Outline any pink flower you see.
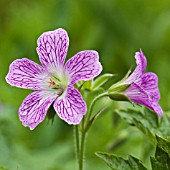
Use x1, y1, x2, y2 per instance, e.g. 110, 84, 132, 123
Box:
6, 28, 102, 130
109, 49, 163, 116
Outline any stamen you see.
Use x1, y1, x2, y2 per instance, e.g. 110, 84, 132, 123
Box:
48, 78, 59, 88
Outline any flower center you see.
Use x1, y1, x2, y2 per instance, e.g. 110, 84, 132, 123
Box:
40, 65, 70, 96
48, 78, 60, 88
47, 77, 66, 95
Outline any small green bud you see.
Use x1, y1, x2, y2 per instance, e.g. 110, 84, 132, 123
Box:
108, 83, 131, 102
109, 92, 130, 101
108, 83, 130, 93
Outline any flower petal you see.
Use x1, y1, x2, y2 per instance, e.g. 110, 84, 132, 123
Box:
123, 83, 163, 116
151, 102, 163, 116
140, 72, 160, 102
54, 85, 87, 124
65, 50, 102, 85
124, 49, 147, 84
19, 91, 57, 130
37, 28, 69, 68
6, 58, 46, 90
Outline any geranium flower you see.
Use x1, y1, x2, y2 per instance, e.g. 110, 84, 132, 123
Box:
6, 28, 102, 130
109, 49, 163, 116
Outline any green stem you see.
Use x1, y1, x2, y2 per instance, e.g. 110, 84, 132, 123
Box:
74, 125, 80, 167
79, 117, 85, 170
86, 92, 108, 125
79, 130, 86, 170
76, 92, 108, 170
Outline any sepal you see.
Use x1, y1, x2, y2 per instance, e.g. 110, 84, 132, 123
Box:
108, 83, 130, 93
109, 92, 131, 102
76, 73, 115, 91
91, 73, 115, 90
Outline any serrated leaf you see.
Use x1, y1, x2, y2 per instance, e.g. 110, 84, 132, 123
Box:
157, 113, 170, 137
116, 109, 156, 145
151, 146, 170, 170
128, 155, 147, 170
144, 109, 159, 129
132, 118, 156, 145
114, 108, 163, 145
92, 73, 115, 90
95, 152, 147, 170
156, 136, 170, 155
95, 152, 131, 170
114, 108, 144, 124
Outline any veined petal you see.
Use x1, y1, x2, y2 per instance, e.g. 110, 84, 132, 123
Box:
151, 102, 163, 116
37, 28, 69, 68
140, 72, 160, 102
6, 58, 46, 90
124, 49, 147, 84
19, 91, 57, 130
65, 50, 102, 85
136, 49, 147, 74
123, 83, 162, 116
54, 85, 87, 124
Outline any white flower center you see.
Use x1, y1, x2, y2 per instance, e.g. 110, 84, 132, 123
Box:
40, 65, 70, 96
47, 77, 65, 95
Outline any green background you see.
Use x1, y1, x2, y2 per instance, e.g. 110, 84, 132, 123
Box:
0, 0, 170, 169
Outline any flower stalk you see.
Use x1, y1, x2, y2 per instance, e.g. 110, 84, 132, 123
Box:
75, 92, 108, 170
79, 120, 86, 170
86, 92, 109, 125
74, 125, 80, 167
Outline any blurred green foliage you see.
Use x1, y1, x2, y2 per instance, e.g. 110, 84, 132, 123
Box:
0, 0, 170, 170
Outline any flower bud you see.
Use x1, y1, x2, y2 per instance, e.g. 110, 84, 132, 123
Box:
108, 83, 131, 101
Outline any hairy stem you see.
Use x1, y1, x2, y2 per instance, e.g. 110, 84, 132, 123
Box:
86, 92, 108, 125
79, 130, 86, 170
76, 92, 108, 170
79, 117, 85, 170
74, 125, 80, 168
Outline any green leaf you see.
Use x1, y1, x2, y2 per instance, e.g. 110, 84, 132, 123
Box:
92, 73, 115, 90
157, 113, 170, 137
114, 108, 163, 145
151, 146, 170, 170
144, 109, 159, 129
156, 136, 170, 156
95, 152, 131, 170
114, 108, 156, 144
114, 108, 144, 125
95, 152, 147, 170
128, 155, 148, 170
132, 118, 156, 145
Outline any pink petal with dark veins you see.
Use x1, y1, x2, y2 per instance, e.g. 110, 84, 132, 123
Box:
37, 28, 69, 68
19, 91, 57, 130
140, 72, 160, 102
123, 83, 163, 116
124, 49, 147, 84
54, 85, 87, 124
65, 50, 102, 85
6, 58, 46, 90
